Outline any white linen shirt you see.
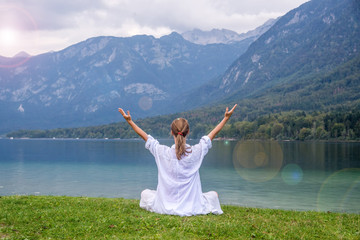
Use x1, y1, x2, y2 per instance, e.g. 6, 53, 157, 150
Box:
141, 135, 223, 216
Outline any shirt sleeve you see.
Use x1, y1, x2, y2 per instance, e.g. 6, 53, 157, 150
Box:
199, 135, 212, 156
145, 135, 159, 157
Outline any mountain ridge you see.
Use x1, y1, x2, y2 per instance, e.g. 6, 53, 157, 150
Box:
0, 30, 258, 133
181, 18, 277, 45
177, 0, 360, 109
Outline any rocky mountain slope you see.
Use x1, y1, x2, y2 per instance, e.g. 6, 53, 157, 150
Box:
181, 18, 277, 45
179, 0, 360, 109
0, 31, 256, 133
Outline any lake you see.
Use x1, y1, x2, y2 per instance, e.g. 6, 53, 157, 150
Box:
0, 138, 359, 213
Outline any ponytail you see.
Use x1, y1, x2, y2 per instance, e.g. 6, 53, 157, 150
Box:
171, 118, 191, 160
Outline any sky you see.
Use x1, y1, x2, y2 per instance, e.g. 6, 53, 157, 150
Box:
0, 0, 309, 57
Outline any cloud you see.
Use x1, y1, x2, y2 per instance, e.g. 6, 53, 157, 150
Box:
0, 0, 309, 56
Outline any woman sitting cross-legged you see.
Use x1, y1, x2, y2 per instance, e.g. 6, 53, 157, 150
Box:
118, 104, 237, 216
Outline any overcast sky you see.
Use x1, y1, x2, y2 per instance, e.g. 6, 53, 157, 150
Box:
0, 0, 309, 57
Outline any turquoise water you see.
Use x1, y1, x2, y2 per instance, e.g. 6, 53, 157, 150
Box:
0, 138, 359, 213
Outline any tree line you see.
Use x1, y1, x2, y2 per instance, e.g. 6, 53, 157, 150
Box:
7, 109, 360, 141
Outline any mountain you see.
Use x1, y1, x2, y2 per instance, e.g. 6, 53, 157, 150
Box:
11, 49, 360, 140
0, 32, 255, 133
179, 0, 360, 109
3, 0, 359, 136
13, 51, 31, 58
181, 19, 277, 45
6, 0, 360, 140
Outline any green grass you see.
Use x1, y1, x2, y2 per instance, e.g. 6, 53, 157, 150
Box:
0, 196, 359, 239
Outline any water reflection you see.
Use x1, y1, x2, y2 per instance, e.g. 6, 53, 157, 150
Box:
232, 141, 283, 182
317, 168, 360, 213
202, 140, 360, 213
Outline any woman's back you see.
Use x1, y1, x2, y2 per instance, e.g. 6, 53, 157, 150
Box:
142, 135, 222, 216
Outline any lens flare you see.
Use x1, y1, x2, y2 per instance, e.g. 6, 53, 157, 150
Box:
281, 164, 303, 185
138, 96, 152, 111
0, 28, 18, 46
0, 5, 38, 68
232, 141, 283, 182
317, 168, 360, 213
342, 180, 360, 212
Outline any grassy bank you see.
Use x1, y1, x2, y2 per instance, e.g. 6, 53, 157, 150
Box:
0, 196, 359, 239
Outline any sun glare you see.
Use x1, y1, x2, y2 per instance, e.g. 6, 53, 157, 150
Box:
0, 28, 18, 47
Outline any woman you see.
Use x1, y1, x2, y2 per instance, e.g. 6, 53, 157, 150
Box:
118, 104, 237, 216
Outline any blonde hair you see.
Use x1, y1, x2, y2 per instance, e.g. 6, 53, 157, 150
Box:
171, 118, 191, 160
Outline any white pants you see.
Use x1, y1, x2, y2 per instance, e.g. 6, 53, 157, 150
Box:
139, 189, 223, 216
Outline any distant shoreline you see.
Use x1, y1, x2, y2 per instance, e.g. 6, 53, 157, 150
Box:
2, 136, 360, 143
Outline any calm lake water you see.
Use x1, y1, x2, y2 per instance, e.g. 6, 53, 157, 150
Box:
0, 138, 359, 213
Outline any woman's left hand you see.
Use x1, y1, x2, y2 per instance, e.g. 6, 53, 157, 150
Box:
224, 104, 237, 119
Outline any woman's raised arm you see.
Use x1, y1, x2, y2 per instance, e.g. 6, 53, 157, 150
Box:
207, 104, 237, 141
118, 108, 148, 141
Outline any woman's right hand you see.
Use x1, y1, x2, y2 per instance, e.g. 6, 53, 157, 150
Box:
118, 108, 132, 122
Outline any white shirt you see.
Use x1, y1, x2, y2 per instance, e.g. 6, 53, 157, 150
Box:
140, 135, 223, 216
